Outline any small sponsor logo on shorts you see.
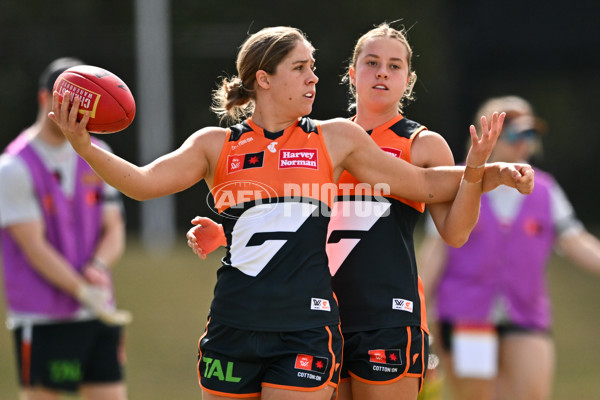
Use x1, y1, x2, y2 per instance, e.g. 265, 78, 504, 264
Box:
368, 349, 403, 366
311, 298, 331, 311
392, 298, 413, 312
295, 354, 329, 374
49, 360, 82, 383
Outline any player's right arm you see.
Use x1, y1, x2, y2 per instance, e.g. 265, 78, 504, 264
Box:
49, 91, 226, 200
7, 220, 87, 297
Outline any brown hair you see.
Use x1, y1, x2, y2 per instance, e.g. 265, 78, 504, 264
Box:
39, 57, 84, 92
343, 22, 417, 113
211, 26, 313, 124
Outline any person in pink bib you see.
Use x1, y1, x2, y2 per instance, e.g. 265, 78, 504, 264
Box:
0, 57, 130, 400
420, 95, 600, 400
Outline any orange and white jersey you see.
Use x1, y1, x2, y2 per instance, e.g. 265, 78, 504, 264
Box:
328, 114, 429, 333
209, 117, 339, 331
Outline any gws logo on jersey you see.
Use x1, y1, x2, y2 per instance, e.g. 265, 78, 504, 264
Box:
295, 354, 329, 375
228, 202, 319, 276
380, 147, 402, 158
209, 180, 278, 220
392, 298, 414, 313
369, 349, 403, 366
279, 148, 318, 169
227, 151, 265, 174
311, 298, 331, 312
326, 200, 391, 276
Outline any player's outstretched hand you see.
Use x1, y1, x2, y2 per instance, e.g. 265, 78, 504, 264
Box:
48, 91, 92, 155
186, 216, 226, 260
465, 112, 506, 169
76, 284, 132, 326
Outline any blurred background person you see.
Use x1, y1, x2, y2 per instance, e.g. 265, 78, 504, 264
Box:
0, 57, 130, 400
419, 95, 600, 400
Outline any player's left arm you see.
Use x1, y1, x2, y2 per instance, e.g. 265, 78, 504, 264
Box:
416, 113, 502, 247
411, 132, 462, 245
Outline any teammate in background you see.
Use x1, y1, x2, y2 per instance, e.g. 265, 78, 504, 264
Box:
0, 57, 130, 400
330, 23, 467, 400
51, 27, 530, 400
419, 95, 600, 400
186, 24, 535, 400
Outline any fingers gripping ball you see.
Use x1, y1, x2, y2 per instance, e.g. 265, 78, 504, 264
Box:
53, 65, 136, 133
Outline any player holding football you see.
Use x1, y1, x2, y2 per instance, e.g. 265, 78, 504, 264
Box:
51, 27, 532, 400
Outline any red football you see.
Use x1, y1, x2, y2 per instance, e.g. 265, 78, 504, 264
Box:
53, 65, 136, 133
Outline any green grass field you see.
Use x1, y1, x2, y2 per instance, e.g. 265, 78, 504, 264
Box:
0, 234, 599, 399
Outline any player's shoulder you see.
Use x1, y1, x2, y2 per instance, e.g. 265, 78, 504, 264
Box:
320, 117, 364, 137
412, 129, 450, 150
413, 129, 444, 141
192, 126, 228, 138
185, 126, 229, 158
184, 126, 228, 146
320, 117, 356, 128
0, 153, 30, 190
411, 130, 453, 167
0, 152, 28, 176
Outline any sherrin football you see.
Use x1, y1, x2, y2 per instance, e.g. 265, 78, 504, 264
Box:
53, 65, 136, 133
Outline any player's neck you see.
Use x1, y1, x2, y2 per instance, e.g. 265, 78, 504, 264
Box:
251, 107, 299, 134
34, 118, 68, 147
353, 105, 399, 132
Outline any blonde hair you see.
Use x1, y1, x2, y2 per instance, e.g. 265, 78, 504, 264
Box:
211, 26, 313, 124
470, 95, 545, 157
473, 95, 534, 126
343, 22, 417, 113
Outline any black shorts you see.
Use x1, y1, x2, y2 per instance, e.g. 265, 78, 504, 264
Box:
340, 326, 428, 386
198, 319, 343, 397
13, 320, 125, 392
